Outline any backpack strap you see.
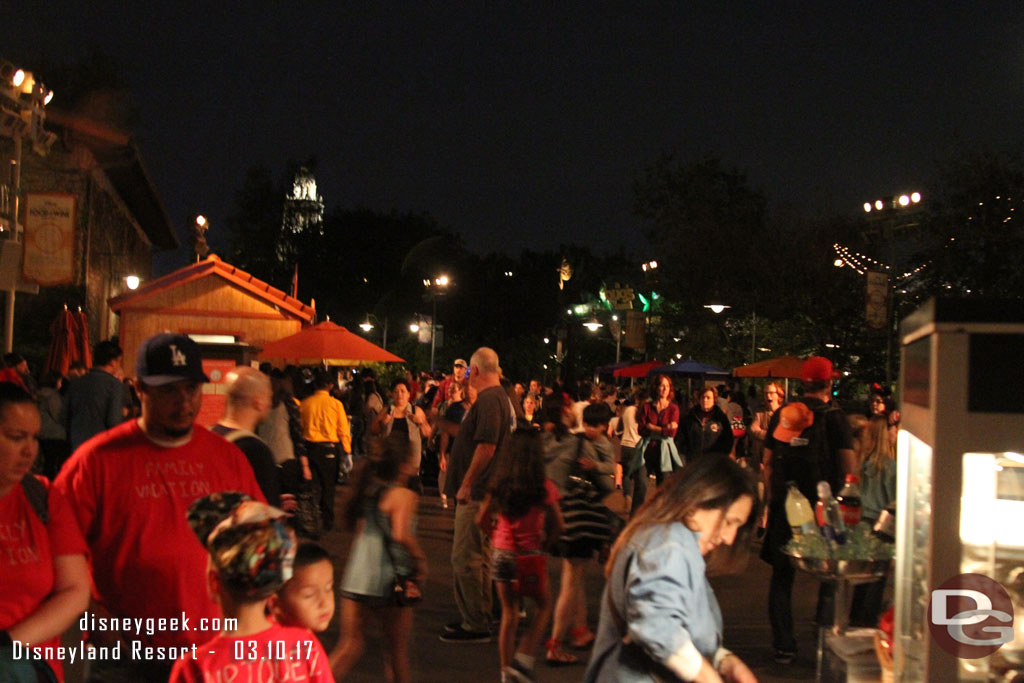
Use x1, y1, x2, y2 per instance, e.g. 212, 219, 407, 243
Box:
21, 474, 49, 524
221, 428, 260, 443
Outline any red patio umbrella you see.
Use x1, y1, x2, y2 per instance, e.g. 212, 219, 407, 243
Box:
259, 320, 405, 366
613, 360, 665, 378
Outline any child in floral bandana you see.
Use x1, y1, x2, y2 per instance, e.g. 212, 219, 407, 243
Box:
169, 492, 334, 682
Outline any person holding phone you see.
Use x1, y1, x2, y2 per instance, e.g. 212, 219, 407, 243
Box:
371, 379, 432, 491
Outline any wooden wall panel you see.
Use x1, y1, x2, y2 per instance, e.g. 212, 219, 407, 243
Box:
117, 276, 305, 376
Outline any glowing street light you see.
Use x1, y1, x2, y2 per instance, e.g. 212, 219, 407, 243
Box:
195, 215, 207, 227
704, 303, 730, 314
425, 274, 452, 370
583, 318, 603, 332
125, 275, 140, 290
359, 317, 373, 332
409, 321, 420, 333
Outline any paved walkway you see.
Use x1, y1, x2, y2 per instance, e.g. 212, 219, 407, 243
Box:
320, 487, 827, 682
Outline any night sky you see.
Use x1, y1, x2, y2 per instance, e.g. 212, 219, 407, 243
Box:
9, 3, 1024, 272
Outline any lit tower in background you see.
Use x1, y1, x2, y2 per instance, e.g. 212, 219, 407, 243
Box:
278, 166, 325, 261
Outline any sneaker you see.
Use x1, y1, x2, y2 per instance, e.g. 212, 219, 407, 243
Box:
505, 661, 536, 682
439, 625, 491, 643
442, 621, 462, 635
774, 649, 796, 665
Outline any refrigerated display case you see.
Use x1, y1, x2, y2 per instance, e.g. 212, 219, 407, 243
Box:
895, 298, 1024, 681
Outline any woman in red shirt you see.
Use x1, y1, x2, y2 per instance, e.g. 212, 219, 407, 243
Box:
0, 382, 90, 682
637, 375, 682, 486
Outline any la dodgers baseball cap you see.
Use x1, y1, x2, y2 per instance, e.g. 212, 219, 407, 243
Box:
135, 333, 210, 386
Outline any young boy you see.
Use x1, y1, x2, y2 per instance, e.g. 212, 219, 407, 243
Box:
169, 493, 333, 682
269, 542, 335, 633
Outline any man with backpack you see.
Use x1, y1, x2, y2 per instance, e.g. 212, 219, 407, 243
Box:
760, 356, 856, 665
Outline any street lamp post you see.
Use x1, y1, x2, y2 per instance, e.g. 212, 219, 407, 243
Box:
358, 313, 388, 350
424, 275, 450, 371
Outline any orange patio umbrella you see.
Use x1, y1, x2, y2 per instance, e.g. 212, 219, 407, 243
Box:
732, 355, 804, 379
733, 354, 804, 397
258, 320, 404, 366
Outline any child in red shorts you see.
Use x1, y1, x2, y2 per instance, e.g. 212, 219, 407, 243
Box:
477, 432, 565, 683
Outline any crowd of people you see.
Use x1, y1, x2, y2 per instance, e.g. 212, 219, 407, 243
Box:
0, 333, 901, 682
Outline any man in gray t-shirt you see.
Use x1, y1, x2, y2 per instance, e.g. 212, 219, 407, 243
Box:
440, 347, 512, 642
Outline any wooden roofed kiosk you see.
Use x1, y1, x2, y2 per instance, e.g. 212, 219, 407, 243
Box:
108, 254, 315, 425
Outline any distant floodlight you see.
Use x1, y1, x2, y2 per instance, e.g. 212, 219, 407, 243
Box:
423, 279, 430, 286
875, 200, 884, 211
834, 259, 844, 268
195, 215, 207, 227
125, 275, 140, 290
409, 322, 420, 333
436, 275, 450, 287
863, 202, 872, 213
543, 337, 550, 344
899, 195, 910, 207
704, 304, 730, 314
911, 192, 921, 203
583, 318, 603, 332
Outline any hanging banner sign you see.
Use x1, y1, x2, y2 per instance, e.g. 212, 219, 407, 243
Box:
865, 270, 889, 332
22, 193, 76, 286
624, 310, 646, 350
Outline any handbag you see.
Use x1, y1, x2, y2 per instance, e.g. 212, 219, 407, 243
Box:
376, 487, 422, 607
0, 644, 58, 683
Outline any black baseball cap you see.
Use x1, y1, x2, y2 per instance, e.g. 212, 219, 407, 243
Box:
135, 333, 210, 386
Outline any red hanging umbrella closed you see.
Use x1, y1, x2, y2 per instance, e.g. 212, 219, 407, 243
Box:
73, 308, 92, 369
258, 321, 404, 365
43, 307, 77, 378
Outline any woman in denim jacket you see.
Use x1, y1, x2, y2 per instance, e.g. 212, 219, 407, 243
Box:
585, 456, 759, 682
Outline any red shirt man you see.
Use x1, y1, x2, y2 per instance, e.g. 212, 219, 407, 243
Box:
55, 334, 265, 681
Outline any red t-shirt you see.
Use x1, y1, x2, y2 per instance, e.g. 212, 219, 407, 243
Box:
54, 420, 266, 650
491, 479, 560, 552
169, 623, 333, 682
0, 475, 88, 681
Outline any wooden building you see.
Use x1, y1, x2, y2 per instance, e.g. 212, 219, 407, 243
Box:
109, 254, 316, 377
1, 109, 179, 352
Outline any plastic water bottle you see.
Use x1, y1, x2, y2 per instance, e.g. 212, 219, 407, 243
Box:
815, 481, 847, 545
836, 474, 862, 527
784, 482, 816, 539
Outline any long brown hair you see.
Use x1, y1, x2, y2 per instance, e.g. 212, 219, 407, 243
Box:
605, 455, 758, 577
861, 415, 895, 475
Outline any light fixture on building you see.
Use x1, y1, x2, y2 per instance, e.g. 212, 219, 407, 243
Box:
125, 275, 140, 290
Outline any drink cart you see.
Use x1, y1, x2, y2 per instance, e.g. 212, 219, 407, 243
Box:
894, 298, 1024, 681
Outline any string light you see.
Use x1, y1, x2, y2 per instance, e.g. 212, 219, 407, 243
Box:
832, 244, 926, 282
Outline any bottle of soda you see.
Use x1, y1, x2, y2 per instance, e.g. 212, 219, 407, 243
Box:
815, 481, 847, 545
784, 482, 816, 539
836, 474, 862, 527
